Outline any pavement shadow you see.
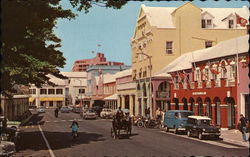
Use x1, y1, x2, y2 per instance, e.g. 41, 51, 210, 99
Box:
21, 113, 44, 126
18, 131, 105, 151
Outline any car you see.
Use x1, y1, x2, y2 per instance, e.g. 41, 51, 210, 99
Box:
60, 106, 70, 113
185, 116, 221, 140
100, 108, 113, 119
37, 106, 46, 113
0, 116, 21, 130
72, 107, 82, 113
162, 110, 194, 134
0, 140, 16, 157
81, 109, 97, 119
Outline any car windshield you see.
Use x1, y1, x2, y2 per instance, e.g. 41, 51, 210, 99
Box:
178, 112, 193, 118
88, 110, 94, 113
198, 119, 211, 125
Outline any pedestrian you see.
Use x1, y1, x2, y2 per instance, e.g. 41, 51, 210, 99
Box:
145, 107, 150, 118
239, 114, 248, 142
55, 107, 59, 118
2, 117, 7, 133
156, 108, 161, 121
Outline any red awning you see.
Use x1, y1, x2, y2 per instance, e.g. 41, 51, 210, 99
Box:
211, 69, 220, 74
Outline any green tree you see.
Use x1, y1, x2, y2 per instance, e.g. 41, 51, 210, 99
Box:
1, 0, 127, 97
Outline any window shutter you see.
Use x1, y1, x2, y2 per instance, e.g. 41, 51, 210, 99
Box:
218, 66, 222, 79
226, 65, 231, 79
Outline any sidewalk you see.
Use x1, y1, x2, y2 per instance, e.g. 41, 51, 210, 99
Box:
221, 129, 249, 147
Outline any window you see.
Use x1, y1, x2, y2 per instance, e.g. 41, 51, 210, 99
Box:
230, 65, 236, 79
29, 89, 32, 94
79, 89, 85, 94
166, 41, 173, 54
229, 20, 234, 28
205, 41, 212, 48
40, 89, 47, 94
33, 89, 36, 94
56, 89, 63, 94
48, 89, 55, 94
49, 101, 53, 107
201, 19, 213, 28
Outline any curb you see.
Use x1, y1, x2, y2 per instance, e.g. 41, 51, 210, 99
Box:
222, 137, 249, 147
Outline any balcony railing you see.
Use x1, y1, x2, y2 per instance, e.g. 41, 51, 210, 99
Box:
197, 81, 203, 88
214, 79, 221, 87
183, 83, 188, 89
174, 83, 179, 90
225, 79, 235, 87
156, 91, 170, 98
190, 82, 195, 89
206, 81, 212, 88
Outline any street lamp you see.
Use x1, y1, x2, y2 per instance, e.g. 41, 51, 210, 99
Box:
136, 51, 153, 118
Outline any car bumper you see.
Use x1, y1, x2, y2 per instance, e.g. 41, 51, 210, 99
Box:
202, 132, 220, 136
177, 127, 186, 131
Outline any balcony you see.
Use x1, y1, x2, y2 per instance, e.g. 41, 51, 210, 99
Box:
206, 81, 212, 88
214, 79, 221, 87
174, 83, 179, 90
225, 79, 235, 87
197, 81, 203, 88
156, 91, 170, 98
190, 82, 195, 89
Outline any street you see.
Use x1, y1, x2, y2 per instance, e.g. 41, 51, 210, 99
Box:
16, 109, 249, 157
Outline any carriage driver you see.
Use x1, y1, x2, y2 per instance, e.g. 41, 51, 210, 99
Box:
116, 107, 124, 122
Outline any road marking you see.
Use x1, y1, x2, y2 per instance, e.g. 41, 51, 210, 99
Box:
61, 120, 66, 122
54, 121, 58, 122
38, 124, 55, 157
46, 121, 50, 123
159, 131, 242, 148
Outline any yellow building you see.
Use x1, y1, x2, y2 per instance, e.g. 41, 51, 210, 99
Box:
130, 2, 249, 117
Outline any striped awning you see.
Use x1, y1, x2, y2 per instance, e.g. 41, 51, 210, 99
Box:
40, 97, 64, 101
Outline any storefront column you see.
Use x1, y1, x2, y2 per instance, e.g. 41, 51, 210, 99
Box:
117, 95, 121, 108
195, 104, 199, 115
188, 103, 191, 111
211, 104, 216, 126
121, 95, 125, 109
220, 104, 228, 129
179, 103, 184, 110
203, 104, 207, 116
129, 95, 134, 116
170, 103, 175, 110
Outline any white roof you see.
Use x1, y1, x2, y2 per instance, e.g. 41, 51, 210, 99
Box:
115, 69, 132, 79
61, 72, 87, 78
142, 3, 249, 29
70, 78, 87, 87
194, 35, 249, 62
103, 73, 116, 84
188, 116, 211, 120
153, 72, 171, 77
104, 94, 117, 100
47, 74, 67, 86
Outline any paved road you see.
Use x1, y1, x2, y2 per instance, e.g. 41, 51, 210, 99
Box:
16, 109, 249, 157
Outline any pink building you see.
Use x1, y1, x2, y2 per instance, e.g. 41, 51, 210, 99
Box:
72, 53, 124, 72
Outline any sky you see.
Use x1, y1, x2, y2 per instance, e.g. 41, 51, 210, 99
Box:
55, 0, 249, 72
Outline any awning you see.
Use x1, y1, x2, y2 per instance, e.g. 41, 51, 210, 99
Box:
29, 97, 35, 102
40, 97, 64, 101
104, 94, 117, 100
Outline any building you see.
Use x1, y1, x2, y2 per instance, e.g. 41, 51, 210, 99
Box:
164, 35, 249, 129
72, 53, 124, 72
29, 75, 68, 108
116, 69, 137, 115
61, 72, 87, 107
86, 65, 131, 108
130, 2, 249, 118
1, 85, 29, 121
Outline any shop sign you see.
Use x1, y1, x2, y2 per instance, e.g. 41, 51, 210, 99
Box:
192, 92, 206, 95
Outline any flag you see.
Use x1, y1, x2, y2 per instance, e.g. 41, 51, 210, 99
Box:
236, 13, 247, 27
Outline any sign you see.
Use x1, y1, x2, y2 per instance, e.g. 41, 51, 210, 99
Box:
192, 92, 206, 96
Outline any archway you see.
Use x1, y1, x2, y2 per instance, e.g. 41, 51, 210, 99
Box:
224, 97, 236, 128
196, 97, 203, 116
173, 98, 179, 110
189, 97, 195, 112
182, 97, 188, 110
213, 97, 221, 125
205, 97, 212, 118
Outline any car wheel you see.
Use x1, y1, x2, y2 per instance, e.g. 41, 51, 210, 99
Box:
187, 130, 191, 137
198, 132, 203, 140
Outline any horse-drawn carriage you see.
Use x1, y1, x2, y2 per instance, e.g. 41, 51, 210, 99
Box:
111, 109, 132, 139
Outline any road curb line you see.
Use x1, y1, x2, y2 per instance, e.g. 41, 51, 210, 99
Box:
38, 124, 56, 157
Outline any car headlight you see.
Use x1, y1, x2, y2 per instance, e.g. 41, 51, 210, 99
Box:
203, 128, 206, 132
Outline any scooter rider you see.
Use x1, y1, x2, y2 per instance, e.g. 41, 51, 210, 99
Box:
55, 107, 59, 118
70, 119, 79, 137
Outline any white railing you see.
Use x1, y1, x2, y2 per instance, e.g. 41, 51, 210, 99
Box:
206, 81, 212, 88
215, 79, 221, 87
183, 83, 188, 89
197, 81, 203, 88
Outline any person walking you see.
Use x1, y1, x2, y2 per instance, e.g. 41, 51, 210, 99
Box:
239, 114, 248, 142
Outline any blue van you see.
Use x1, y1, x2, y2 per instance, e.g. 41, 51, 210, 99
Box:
163, 110, 194, 134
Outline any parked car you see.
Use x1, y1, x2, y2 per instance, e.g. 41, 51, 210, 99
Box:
185, 116, 221, 140
100, 108, 113, 119
37, 106, 46, 113
0, 116, 21, 130
0, 126, 21, 150
60, 106, 70, 113
81, 109, 97, 119
162, 110, 194, 134
92, 106, 103, 117
72, 107, 82, 113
